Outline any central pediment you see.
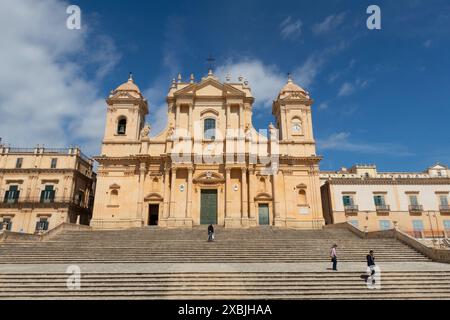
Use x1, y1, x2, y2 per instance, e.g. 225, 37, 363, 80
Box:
174, 77, 246, 98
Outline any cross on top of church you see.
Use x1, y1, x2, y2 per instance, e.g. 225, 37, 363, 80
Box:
206, 54, 215, 74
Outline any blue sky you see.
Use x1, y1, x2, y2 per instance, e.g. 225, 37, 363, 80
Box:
0, 0, 449, 172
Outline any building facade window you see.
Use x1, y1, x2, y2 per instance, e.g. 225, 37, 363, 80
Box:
409, 195, 419, 206
412, 220, 424, 231
342, 195, 354, 206
1, 218, 13, 231
15, 158, 23, 169
444, 220, 450, 232
35, 218, 49, 232
439, 195, 449, 206
204, 118, 216, 140
373, 195, 386, 206
4, 186, 20, 204
117, 118, 127, 135
379, 220, 391, 230
51, 158, 58, 169
40, 186, 55, 203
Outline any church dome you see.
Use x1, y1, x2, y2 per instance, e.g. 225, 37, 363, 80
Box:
278, 76, 310, 99
115, 73, 141, 93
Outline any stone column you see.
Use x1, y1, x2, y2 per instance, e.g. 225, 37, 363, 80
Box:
225, 168, 231, 218
186, 167, 193, 219
169, 168, 177, 219
137, 162, 146, 221
175, 104, 180, 128
188, 104, 193, 135
248, 169, 256, 220
162, 169, 170, 219
239, 103, 244, 130
226, 103, 230, 129
272, 173, 280, 219
241, 167, 248, 219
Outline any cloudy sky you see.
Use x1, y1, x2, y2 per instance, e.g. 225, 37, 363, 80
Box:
0, 0, 449, 171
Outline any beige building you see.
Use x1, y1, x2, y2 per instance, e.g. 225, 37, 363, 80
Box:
92, 71, 324, 229
320, 164, 450, 237
0, 145, 95, 234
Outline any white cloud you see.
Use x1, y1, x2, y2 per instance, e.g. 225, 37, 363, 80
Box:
0, 0, 119, 157
318, 102, 329, 110
312, 12, 347, 35
317, 132, 413, 156
216, 59, 286, 108
338, 82, 355, 97
280, 16, 303, 40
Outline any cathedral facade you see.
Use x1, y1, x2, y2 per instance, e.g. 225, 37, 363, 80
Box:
91, 70, 324, 229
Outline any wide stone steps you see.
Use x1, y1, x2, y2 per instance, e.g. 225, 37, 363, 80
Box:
0, 227, 429, 264
1, 272, 450, 300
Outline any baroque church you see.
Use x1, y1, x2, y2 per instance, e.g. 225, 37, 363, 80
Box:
91, 70, 324, 229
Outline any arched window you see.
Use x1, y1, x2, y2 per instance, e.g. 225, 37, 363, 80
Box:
117, 118, 127, 135
204, 118, 216, 140
110, 189, 119, 206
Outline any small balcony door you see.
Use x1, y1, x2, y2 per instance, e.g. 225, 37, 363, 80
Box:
40, 186, 55, 203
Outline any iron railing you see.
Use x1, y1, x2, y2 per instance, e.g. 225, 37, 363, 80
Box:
0, 197, 87, 208
409, 205, 424, 212
376, 205, 390, 212
344, 205, 359, 213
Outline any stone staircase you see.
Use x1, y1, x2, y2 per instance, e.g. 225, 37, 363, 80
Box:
0, 227, 429, 264
1, 271, 450, 299
2, 227, 450, 299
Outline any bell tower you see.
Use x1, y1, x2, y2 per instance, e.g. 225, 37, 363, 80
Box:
272, 75, 317, 157
101, 74, 148, 154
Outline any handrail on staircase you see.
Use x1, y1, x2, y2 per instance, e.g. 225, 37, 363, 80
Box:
326, 222, 450, 264
0, 223, 92, 243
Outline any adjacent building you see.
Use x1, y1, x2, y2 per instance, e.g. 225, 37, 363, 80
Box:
0, 145, 96, 233
92, 71, 324, 229
320, 164, 450, 237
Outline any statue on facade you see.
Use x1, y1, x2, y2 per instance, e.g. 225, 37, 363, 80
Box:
140, 124, 151, 138
245, 124, 252, 140
269, 123, 277, 139
167, 123, 175, 139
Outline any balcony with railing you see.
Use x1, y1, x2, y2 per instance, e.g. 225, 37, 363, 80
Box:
409, 205, 424, 215
376, 204, 390, 215
0, 197, 89, 212
440, 205, 450, 215
344, 205, 359, 215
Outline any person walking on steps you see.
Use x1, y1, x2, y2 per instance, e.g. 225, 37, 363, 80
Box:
330, 244, 338, 271
366, 250, 376, 288
207, 224, 215, 242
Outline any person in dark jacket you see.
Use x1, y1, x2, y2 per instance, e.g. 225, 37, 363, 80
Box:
330, 244, 338, 271
367, 250, 376, 285
207, 224, 214, 242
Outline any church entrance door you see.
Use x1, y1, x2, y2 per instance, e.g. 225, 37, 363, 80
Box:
258, 204, 270, 225
148, 204, 159, 226
200, 189, 218, 225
